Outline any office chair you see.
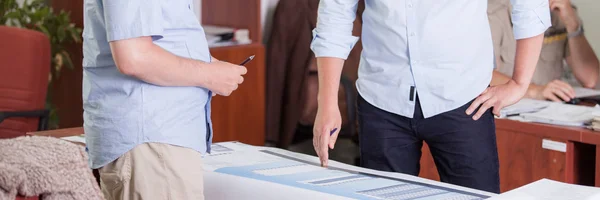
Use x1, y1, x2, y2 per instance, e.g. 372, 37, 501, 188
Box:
0, 26, 51, 139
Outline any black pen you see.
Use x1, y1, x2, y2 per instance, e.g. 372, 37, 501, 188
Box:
240, 55, 255, 65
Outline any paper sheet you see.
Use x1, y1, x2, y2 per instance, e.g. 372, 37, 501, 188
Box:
488, 179, 600, 200
203, 142, 495, 200
499, 98, 550, 118
574, 87, 600, 98
519, 103, 597, 127
60, 135, 86, 144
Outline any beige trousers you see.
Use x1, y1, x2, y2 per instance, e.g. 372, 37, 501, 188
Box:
99, 143, 204, 200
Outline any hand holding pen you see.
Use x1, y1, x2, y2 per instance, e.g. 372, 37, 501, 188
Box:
207, 55, 254, 96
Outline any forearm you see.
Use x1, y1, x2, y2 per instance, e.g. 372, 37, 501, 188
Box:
512, 34, 545, 88
110, 38, 211, 87
566, 36, 600, 88
490, 71, 511, 86
492, 70, 542, 99
316, 57, 345, 107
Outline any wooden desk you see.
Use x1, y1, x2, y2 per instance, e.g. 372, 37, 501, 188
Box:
419, 118, 600, 192
27, 127, 84, 137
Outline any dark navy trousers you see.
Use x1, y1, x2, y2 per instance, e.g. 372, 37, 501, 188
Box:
358, 94, 500, 193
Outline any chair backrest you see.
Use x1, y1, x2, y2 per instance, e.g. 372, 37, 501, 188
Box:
0, 26, 51, 138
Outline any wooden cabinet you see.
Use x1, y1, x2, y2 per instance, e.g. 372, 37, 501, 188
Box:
209, 43, 265, 146
419, 119, 598, 192
202, 0, 265, 146
495, 130, 567, 191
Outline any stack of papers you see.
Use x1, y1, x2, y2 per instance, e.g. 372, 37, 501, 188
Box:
60, 134, 86, 144
574, 87, 600, 98
588, 111, 600, 131
488, 179, 600, 200
499, 98, 550, 118
203, 25, 252, 47
519, 103, 597, 127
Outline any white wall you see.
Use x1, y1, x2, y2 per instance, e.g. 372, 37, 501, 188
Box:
261, 0, 280, 43
572, 0, 600, 59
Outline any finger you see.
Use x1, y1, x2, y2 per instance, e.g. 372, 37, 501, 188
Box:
554, 80, 575, 98
328, 127, 340, 149
238, 76, 245, 84
320, 126, 330, 167
492, 104, 502, 117
313, 129, 321, 158
212, 93, 216, 96
552, 88, 572, 102
545, 91, 562, 102
473, 100, 494, 120
239, 66, 248, 75
466, 93, 491, 115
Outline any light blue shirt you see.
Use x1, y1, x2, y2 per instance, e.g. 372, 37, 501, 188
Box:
82, 0, 213, 169
311, 0, 551, 118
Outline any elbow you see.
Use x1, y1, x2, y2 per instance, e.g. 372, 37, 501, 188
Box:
109, 38, 152, 77
114, 52, 144, 77
583, 61, 600, 88
582, 80, 597, 89
115, 60, 140, 77
582, 73, 598, 89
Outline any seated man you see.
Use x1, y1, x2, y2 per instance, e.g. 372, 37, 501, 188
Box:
489, 0, 599, 102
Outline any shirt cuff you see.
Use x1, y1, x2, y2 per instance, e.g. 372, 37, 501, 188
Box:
106, 22, 164, 42
310, 29, 359, 59
512, 4, 551, 39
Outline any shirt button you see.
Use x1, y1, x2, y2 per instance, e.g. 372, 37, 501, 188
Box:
408, 4, 413, 8
410, 32, 416, 36
411, 60, 418, 65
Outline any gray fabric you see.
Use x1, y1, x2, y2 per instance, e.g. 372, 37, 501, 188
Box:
0, 136, 103, 200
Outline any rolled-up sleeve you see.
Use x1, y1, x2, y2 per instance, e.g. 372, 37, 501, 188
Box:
102, 0, 163, 42
510, 0, 551, 39
310, 0, 360, 59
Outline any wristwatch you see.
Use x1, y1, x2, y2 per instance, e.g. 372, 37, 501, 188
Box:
568, 23, 584, 38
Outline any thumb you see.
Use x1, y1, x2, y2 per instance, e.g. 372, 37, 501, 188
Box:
328, 127, 339, 149
492, 105, 501, 117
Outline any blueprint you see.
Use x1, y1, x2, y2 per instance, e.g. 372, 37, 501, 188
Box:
203, 142, 494, 200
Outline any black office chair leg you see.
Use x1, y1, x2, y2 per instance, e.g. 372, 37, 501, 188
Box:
0, 110, 50, 131
38, 110, 50, 131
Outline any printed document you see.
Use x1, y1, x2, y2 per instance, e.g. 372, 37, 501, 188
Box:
488, 179, 600, 200
203, 142, 495, 200
519, 103, 596, 127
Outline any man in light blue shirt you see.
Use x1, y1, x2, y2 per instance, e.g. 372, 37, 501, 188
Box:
83, 0, 247, 199
311, 0, 550, 193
